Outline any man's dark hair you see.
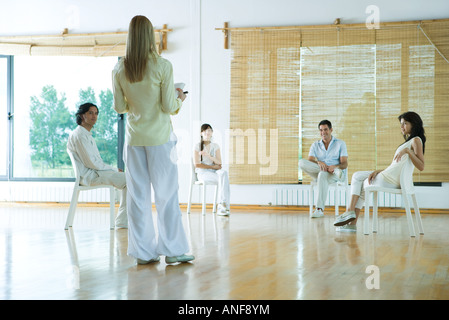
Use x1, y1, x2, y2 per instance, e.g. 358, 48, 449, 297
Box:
318, 119, 332, 129
76, 102, 98, 125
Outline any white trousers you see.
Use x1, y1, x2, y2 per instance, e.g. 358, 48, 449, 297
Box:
351, 171, 398, 209
124, 138, 189, 260
196, 169, 230, 209
89, 170, 127, 226
299, 159, 344, 210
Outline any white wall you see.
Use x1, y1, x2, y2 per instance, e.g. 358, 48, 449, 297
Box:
1, 0, 449, 209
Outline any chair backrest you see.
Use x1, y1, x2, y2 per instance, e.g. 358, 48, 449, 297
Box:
399, 157, 415, 194
67, 148, 82, 186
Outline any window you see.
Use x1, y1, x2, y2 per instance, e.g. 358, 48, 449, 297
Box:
228, 19, 449, 184
299, 24, 449, 183
300, 42, 377, 185
229, 30, 301, 184
0, 29, 172, 180
10, 55, 119, 179
0, 56, 9, 178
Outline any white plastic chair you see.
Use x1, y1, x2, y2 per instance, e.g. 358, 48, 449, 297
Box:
187, 159, 218, 215
363, 158, 424, 237
65, 149, 115, 230
309, 170, 349, 216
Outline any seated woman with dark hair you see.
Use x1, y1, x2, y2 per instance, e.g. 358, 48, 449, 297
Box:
193, 123, 231, 216
334, 111, 426, 233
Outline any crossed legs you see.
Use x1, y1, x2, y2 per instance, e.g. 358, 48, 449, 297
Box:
299, 159, 342, 214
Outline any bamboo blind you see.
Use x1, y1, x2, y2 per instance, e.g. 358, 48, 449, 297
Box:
229, 19, 449, 184
0, 30, 164, 57
229, 30, 301, 184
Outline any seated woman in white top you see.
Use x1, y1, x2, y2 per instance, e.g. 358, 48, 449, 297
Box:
193, 124, 230, 215
334, 111, 426, 232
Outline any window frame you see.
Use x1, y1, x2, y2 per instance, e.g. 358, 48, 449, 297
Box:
0, 55, 12, 180
0, 55, 124, 182
227, 19, 449, 184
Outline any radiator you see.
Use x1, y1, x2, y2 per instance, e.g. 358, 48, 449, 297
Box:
6, 182, 114, 203
273, 187, 402, 207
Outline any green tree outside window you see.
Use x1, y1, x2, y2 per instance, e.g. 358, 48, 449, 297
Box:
29, 85, 118, 177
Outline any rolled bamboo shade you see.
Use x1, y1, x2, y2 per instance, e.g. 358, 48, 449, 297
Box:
0, 30, 163, 57
229, 19, 449, 184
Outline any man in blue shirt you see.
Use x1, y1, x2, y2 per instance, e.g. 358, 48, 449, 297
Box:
299, 120, 348, 218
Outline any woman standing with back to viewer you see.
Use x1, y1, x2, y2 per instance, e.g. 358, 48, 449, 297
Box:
112, 15, 194, 265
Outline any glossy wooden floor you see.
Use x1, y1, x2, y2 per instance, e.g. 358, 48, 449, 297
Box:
1, 202, 449, 300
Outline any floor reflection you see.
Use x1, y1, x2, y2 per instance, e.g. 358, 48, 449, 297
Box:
1, 203, 448, 300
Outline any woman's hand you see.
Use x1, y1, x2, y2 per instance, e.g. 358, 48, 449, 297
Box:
199, 150, 211, 159
394, 148, 410, 162
176, 88, 186, 102
368, 170, 382, 184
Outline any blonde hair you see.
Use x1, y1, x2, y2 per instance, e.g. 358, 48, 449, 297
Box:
124, 15, 159, 83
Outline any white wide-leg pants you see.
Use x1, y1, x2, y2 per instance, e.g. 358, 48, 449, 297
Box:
299, 159, 344, 210
124, 137, 189, 261
350, 171, 398, 209
90, 170, 127, 226
196, 169, 230, 209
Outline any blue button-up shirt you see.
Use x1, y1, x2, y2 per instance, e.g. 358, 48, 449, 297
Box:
309, 136, 348, 166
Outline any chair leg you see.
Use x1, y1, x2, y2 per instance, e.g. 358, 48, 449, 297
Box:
335, 187, 339, 216
187, 184, 193, 214
364, 191, 370, 235
65, 188, 80, 230
403, 194, 416, 237
372, 192, 378, 233
109, 188, 115, 230
202, 185, 206, 216
411, 194, 424, 234
345, 186, 350, 211
309, 184, 314, 215
212, 185, 218, 213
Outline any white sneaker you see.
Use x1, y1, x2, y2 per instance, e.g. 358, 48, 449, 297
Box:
165, 254, 195, 264
217, 204, 230, 216
310, 208, 324, 218
334, 210, 356, 226
137, 256, 160, 265
336, 224, 356, 233
115, 213, 128, 229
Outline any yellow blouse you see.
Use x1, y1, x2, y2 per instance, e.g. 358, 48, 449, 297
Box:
112, 55, 182, 146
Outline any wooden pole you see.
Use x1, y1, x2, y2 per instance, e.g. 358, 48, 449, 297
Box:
162, 24, 168, 50
223, 22, 229, 49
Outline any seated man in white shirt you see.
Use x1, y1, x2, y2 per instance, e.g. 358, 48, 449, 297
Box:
67, 102, 127, 228
299, 120, 348, 218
